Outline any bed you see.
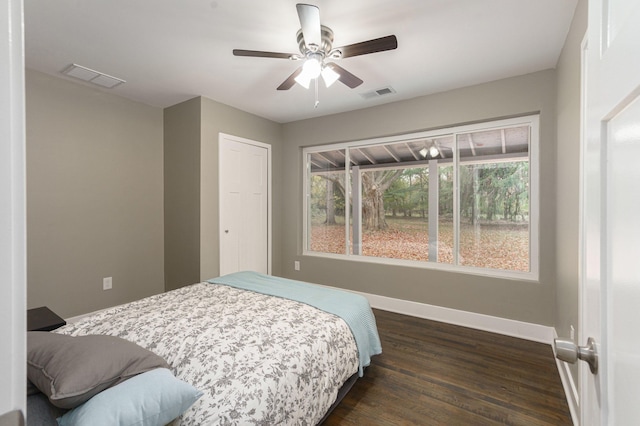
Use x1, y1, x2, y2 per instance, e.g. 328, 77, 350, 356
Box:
27, 271, 382, 425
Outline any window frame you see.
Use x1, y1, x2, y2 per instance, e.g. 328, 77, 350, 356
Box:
302, 115, 540, 281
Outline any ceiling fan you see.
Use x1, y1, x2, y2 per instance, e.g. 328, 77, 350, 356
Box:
233, 3, 398, 91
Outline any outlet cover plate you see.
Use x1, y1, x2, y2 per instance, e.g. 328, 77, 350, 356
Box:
103, 277, 112, 290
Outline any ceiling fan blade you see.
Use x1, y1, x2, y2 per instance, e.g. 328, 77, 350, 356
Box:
277, 67, 303, 90
337, 35, 398, 59
233, 49, 294, 59
326, 63, 363, 88
296, 4, 321, 50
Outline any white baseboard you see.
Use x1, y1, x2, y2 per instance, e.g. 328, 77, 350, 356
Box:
556, 358, 580, 425
351, 289, 555, 344
553, 330, 580, 425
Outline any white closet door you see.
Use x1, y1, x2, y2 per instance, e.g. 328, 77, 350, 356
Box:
219, 135, 270, 276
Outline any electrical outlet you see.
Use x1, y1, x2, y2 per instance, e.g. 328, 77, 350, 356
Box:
294, 261, 300, 271
103, 277, 112, 290
570, 325, 575, 340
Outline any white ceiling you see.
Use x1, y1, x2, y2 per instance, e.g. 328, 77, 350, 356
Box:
24, 0, 578, 124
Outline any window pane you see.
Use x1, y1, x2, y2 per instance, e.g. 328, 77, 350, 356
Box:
438, 165, 454, 264
307, 149, 346, 255
360, 167, 430, 261
457, 126, 530, 272
351, 136, 453, 263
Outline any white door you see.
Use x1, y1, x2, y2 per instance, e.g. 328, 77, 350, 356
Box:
1, 0, 27, 418
581, 0, 640, 424
219, 134, 270, 276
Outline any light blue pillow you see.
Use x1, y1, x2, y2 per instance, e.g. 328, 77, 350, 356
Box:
57, 368, 202, 426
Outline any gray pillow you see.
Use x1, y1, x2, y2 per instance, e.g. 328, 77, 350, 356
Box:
27, 331, 169, 409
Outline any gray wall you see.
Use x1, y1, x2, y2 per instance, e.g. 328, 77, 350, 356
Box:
164, 98, 202, 291
164, 96, 283, 290
555, 0, 587, 382
200, 96, 283, 281
281, 70, 558, 325
26, 70, 165, 318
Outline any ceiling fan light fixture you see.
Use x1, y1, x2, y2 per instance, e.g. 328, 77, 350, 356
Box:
321, 65, 339, 87
303, 57, 322, 78
294, 72, 312, 89
295, 56, 323, 88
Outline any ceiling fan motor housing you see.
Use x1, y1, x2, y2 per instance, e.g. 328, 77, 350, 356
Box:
297, 25, 335, 58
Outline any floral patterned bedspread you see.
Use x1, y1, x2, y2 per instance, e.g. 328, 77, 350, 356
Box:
56, 282, 359, 425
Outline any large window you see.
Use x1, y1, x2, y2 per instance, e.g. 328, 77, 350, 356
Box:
303, 116, 539, 279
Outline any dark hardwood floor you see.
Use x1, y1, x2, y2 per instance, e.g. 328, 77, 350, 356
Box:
323, 309, 572, 425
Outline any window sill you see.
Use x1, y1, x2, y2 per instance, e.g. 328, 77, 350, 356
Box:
301, 250, 540, 283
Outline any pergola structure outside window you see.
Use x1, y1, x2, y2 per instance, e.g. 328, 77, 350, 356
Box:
303, 115, 539, 280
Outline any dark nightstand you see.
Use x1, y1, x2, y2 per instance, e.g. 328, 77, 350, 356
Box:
27, 306, 66, 331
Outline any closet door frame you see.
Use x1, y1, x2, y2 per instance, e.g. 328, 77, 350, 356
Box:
218, 133, 272, 276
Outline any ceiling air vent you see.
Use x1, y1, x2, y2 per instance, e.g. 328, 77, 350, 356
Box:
61, 64, 125, 88
360, 86, 396, 100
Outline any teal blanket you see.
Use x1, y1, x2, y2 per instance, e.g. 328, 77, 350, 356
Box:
208, 271, 382, 376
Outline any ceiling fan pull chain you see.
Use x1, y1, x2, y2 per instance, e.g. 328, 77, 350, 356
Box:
314, 77, 320, 108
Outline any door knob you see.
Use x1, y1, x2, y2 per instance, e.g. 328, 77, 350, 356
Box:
554, 337, 598, 374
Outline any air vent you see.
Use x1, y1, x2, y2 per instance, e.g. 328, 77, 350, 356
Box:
61, 64, 125, 89
360, 86, 396, 100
